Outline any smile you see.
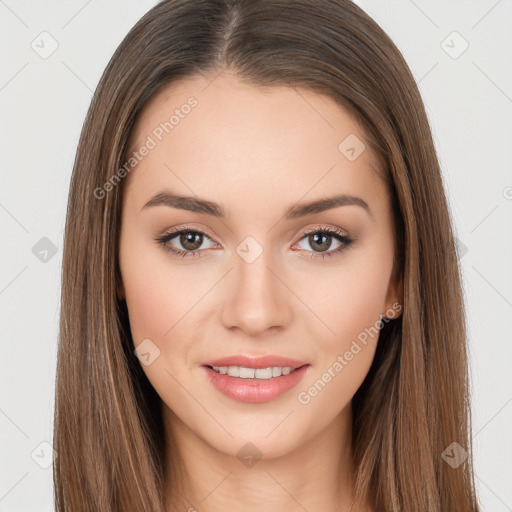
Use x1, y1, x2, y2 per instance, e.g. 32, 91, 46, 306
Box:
202, 364, 310, 403
208, 365, 298, 379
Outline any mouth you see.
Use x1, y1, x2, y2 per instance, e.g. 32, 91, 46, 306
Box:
205, 364, 304, 379
201, 361, 311, 403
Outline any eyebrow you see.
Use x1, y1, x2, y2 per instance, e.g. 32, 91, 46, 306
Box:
142, 190, 372, 220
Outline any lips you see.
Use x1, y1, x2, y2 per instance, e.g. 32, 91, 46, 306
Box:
202, 354, 308, 370
202, 361, 311, 403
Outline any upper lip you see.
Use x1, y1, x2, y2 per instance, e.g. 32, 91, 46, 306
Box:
202, 355, 309, 369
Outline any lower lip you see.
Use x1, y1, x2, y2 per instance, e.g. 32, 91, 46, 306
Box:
202, 365, 310, 403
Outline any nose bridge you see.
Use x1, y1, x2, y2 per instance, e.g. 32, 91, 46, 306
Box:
220, 235, 292, 334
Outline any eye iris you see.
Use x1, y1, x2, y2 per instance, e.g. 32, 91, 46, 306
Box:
309, 233, 332, 252
180, 232, 202, 251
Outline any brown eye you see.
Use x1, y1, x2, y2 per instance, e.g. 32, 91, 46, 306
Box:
307, 233, 335, 252
155, 228, 217, 258
294, 227, 353, 258
179, 232, 203, 251
155, 225, 353, 260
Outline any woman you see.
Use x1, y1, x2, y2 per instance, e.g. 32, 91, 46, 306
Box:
54, 1, 480, 510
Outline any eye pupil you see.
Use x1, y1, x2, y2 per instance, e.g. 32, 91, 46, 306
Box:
309, 233, 331, 252
181, 232, 202, 250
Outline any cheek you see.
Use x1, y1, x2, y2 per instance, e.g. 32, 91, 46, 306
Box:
119, 232, 206, 345
295, 267, 390, 417
121, 261, 173, 345
119, 235, 218, 398
119, 240, 206, 410
293, 234, 394, 404
303, 237, 394, 350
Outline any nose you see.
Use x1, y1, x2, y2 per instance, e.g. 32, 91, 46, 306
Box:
220, 246, 293, 337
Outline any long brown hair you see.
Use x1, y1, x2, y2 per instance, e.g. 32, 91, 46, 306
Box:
54, 1, 480, 510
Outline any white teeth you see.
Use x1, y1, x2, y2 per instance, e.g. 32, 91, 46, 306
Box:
226, 366, 240, 377
210, 365, 297, 378
255, 368, 272, 379
239, 367, 255, 378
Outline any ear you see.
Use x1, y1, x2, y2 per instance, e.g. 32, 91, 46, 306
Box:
383, 262, 403, 319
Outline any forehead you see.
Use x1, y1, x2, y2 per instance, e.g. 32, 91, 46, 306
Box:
123, 71, 386, 217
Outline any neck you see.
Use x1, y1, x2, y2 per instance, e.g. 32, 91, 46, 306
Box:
162, 404, 363, 512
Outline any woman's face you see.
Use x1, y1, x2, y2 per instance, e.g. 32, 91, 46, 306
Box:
118, 71, 401, 459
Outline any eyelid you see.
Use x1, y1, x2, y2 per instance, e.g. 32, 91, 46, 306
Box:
156, 223, 354, 259
158, 223, 350, 244
294, 224, 350, 240
158, 223, 219, 243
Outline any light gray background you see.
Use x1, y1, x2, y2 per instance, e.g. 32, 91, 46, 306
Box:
0, 1, 511, 511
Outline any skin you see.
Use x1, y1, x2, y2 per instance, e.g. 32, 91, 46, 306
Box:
118, 69, 402, 512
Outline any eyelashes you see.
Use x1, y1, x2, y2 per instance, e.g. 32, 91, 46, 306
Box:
154, 225, 354, 261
